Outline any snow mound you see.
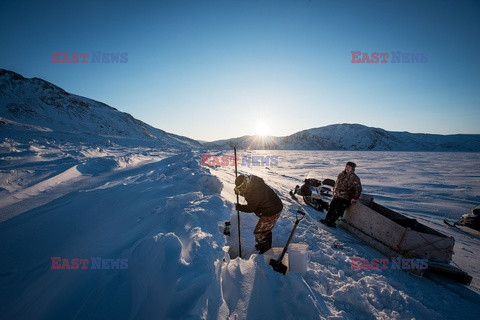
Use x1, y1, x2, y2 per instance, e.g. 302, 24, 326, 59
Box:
220, 254, 329, 319
77, 157, 120, 175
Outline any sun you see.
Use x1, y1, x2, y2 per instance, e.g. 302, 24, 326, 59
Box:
255, 121, 269, 136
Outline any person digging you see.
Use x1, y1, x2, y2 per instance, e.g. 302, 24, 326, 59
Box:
234, 174, 283, 254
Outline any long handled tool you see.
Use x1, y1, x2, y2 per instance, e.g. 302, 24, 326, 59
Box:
270, 210, 306, 274
234, 146, 242, 258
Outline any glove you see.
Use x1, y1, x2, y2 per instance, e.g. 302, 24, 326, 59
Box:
235, 203, 245, 211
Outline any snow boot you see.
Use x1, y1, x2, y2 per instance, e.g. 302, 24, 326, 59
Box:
263, 232, 272, 248
320, 218, 336, 228
326, 222, 336, 228
255, 239, 271, 254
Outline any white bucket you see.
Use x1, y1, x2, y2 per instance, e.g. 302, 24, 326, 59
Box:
288, 243, 309, 275
264, 247, 289, 272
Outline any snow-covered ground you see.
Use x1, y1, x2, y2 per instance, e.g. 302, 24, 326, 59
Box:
1, 146, 480, 319
210, 150, 480, 319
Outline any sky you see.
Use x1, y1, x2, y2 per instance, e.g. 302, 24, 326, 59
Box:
0, 0, 479, 141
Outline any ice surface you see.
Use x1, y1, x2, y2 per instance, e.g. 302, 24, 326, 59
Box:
1, 147, 479, 319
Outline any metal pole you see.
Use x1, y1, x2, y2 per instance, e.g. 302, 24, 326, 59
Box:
234, 146, 242, 258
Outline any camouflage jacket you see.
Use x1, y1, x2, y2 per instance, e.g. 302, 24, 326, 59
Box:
334, 171, 362, 201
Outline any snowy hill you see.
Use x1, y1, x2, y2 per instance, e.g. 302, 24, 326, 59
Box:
0, 69, 200, 150
203, 124, 480, 151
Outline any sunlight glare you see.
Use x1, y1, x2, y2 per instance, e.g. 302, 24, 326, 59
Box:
255, 121, 269, 136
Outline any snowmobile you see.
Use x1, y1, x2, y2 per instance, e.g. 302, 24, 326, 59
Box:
461, 205, 480, 230
290, 172, 335, 211
444, 205, 480, 238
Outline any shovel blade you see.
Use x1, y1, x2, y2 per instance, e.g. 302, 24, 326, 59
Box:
270, 258, 287, 275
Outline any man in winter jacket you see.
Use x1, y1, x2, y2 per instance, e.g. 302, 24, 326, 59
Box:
321, 161, 362, 228
234, 174, 283, 254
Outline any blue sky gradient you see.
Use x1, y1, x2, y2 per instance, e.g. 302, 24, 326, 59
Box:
1, 0, 479, 141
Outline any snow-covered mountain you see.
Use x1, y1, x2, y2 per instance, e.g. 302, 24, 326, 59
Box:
0, 69, 200, 150
203, 124, 480, 151
3, 68, 478, 153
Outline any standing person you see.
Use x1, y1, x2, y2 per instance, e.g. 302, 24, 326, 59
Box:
321, 161, 362, 228
234, 174, 283, 254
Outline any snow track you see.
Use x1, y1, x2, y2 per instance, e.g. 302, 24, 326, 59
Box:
0, 165, 84, 221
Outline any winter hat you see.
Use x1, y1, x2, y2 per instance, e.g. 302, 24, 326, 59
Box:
235, 175, 250, 195
346, 161, 357, 169
235, 175, 246, 187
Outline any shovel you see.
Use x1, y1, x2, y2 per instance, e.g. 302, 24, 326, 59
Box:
270, 210, 306, 274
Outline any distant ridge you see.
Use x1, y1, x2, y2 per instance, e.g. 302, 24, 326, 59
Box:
1, 69, 478, 152
202, 123, 480, 151
0, 69, 200, 150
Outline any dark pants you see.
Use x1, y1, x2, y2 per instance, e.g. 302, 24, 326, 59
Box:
254, 211, 281, 253
324, 197, 351, 225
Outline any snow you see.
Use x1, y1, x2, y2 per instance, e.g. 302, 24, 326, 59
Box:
212, 150, 480, 318
1, 146, 480, 319
1, 69, 480, 319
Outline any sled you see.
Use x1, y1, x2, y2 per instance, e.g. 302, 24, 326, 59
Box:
339, 194, 472, 285
444, 219, 480, 240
